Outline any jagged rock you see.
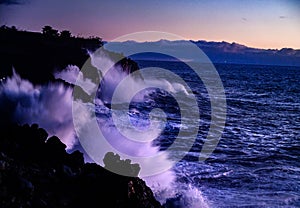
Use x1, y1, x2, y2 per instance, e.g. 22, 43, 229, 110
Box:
103, 151, 141, 177
66, 150, 84, 171
46, 136, 67, 151
0, 124, 162, 208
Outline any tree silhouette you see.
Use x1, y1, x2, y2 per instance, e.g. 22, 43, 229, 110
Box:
88, 35, 102, 42
42, 25, 59, 37
60, 30, 72, 39
0, 25, 18, 32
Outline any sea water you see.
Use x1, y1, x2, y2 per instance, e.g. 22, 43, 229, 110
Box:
134, 61, 300, 207
118, 60, 300, 207
2, 58, 299, 207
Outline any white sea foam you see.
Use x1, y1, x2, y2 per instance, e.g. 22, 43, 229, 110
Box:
0, 53, 210, 207
0, 69, 76, 149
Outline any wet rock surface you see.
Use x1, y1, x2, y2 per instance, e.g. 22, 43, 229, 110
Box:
0, 123, 162, 208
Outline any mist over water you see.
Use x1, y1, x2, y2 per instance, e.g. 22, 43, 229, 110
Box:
0, 69, 76, 149
137, 61, 300, 208
0, 53, 210, 207
77, 51, 210, 207
1, 50, 299, 207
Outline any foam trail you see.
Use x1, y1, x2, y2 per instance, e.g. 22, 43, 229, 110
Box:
73, 52, 178, 196
161, 183, 210, 208
82, 52, 209, 206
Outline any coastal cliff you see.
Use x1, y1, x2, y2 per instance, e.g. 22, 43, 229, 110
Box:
0, 26, 161, 207
0, 123, 162, 208
0, 26, 139, 85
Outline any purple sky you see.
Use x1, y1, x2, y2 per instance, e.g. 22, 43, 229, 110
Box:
1, 0, 299, 49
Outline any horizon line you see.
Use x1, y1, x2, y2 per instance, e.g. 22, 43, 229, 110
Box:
103, 39, 300, 51
2, 25, 299, 51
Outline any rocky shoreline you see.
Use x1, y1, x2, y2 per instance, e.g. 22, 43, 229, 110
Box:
0, 26, 163, 208
0, 123, 162, 208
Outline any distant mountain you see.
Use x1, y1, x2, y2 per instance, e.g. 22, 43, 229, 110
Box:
105, 40, 300, 67
191, 40, 300, 66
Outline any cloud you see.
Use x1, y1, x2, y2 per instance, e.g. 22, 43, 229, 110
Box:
0, 0, 26, 5
242, 17, 247, 21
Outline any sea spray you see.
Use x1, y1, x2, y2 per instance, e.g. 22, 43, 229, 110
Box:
160, 183, 210, 208
0, 54, 210, 206
73, 51, 210, 206
75, 51, 178, 191
0, 69, 76, 149
54, 64, 96, 95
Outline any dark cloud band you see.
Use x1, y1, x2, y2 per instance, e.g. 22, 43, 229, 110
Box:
0, 0, 26, 5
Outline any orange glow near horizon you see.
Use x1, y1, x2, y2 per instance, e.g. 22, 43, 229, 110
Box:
1, 0, 299, 50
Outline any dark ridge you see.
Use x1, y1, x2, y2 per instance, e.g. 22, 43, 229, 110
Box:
0, 25, 141, 86
0, 26, 101, 85
0, 123, 162, 208
0, 25, 159, 207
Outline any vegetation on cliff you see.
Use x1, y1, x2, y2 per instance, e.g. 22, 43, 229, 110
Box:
0, 25, 139, 85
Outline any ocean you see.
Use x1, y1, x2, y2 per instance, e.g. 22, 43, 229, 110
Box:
111, 60, 300, 207
2, 55, 299, 207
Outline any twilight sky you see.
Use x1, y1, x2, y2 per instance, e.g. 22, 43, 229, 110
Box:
1, 0, 299, 49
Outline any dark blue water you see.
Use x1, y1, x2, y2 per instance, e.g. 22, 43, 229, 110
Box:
134, 61, 300, 208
